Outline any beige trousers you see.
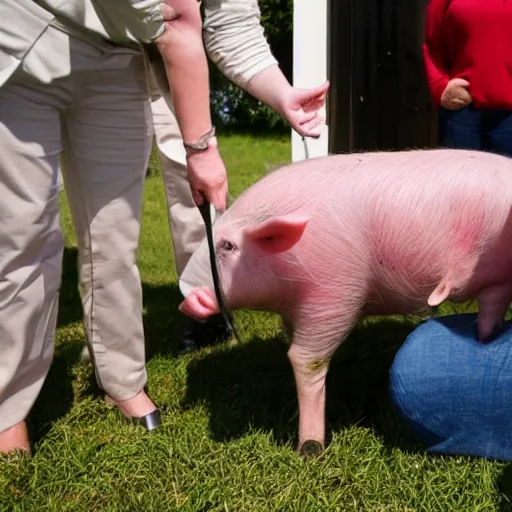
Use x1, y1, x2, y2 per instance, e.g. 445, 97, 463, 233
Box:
56, 79, 208, 278
0, 25, 153, 433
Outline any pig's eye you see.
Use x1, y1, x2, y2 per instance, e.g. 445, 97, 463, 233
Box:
221, 240, 236, 252
216, 239, 237, 257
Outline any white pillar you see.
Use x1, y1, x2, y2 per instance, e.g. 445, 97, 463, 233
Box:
292, 0, 329, 162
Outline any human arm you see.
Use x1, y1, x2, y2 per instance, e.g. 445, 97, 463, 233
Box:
202, 0, 329, 137
245, 65, 329, 138
154, 0, 227, 210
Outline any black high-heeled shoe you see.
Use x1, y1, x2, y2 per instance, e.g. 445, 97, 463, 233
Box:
119, 408, 162, 431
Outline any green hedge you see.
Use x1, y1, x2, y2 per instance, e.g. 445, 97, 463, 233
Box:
208, 0, 293, 135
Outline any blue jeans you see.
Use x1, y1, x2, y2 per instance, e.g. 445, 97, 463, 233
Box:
390, 314, 512, 461
439, 106, 512, 157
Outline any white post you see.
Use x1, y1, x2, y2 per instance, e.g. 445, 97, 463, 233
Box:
292, 0, 329, 162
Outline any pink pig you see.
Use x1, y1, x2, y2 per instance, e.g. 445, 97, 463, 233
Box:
178, 148, 512, 456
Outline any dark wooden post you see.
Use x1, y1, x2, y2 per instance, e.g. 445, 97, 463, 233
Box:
328, 0, 438, 154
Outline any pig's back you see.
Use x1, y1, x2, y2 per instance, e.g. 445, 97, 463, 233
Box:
343, 149, 512, 256
236, 148, 512, 230
231, 148, 512, 308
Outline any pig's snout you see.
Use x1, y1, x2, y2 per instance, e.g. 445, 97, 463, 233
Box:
178, 285, 219, 322
178, 232, 218, 322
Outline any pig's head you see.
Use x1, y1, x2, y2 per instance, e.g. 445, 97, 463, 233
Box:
178, 209, 311, 322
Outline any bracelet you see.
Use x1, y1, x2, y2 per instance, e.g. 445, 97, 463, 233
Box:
184, 127, 216, 152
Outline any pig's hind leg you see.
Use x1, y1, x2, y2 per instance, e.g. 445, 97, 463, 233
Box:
286, 306, 361, 457
477, 284, 512, 342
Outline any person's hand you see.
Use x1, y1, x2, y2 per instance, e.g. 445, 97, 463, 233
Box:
186, 138, 228, 211
440, 78, 472, 110
277, 81, 330, 138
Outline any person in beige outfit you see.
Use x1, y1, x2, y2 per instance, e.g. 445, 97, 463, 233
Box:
0, 0, 229, 455
0, 0, 328, 456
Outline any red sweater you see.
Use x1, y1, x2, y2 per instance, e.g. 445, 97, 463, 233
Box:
423, 0, 512, 110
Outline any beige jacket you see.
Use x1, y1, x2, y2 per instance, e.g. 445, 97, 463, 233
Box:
0, 0, 277, 90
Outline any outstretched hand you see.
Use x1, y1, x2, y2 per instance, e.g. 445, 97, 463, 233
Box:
279, 80, 330, 138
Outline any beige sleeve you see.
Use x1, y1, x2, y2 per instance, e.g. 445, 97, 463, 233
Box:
202, 0, 279, 89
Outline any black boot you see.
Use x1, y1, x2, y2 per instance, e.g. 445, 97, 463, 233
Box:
179, 314, 231, 353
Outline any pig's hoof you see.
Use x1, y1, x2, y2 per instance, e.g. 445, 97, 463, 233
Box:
299, 440, 324, 458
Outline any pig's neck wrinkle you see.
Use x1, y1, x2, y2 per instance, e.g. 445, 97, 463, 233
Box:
230, 283, 297, 317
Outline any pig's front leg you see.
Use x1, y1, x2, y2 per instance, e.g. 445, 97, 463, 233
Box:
287, 317, 357, 457
287, 341, 329, 457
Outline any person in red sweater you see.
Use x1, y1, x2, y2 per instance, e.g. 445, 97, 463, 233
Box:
422, 0, 512, 156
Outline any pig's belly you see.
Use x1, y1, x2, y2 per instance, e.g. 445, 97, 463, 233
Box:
363, 292, 472, 316
362, 296, 431, 316
361, 277, 476, 316
362, 280, 511, 317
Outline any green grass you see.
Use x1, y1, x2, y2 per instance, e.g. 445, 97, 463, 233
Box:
1, 134, 512, 511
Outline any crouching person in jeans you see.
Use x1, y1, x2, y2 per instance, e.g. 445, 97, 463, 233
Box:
390, 314, 512, 461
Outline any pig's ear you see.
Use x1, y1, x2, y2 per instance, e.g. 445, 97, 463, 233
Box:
244, 214, 310, 254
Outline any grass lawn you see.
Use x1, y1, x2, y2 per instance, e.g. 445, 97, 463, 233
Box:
1, 134, 512, 511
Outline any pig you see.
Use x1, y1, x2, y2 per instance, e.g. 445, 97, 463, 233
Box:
178, 148, 512, 456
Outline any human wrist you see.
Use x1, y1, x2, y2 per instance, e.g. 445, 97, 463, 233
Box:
185, 132, 219, 159
184, 126, 216, 151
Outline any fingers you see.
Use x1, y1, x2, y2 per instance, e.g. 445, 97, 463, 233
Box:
284, 81, 329, 137
441, 97, 471, 110
301, 117, 324, 137
192, 189, 205, 207
453, 91, 472, 106
292, 118, 323, 138
297, 81, 330, 110
299, 111, 317, 124
303, 80, 330, 102
194, 184, 227, 210
291, 111, 325, 137
460, 89, 473, 102
210, 187, 227, 212
451, 77, 470, 88
443, 78, 471, 98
